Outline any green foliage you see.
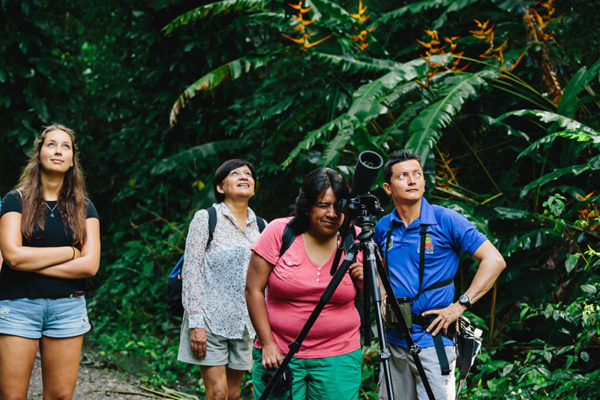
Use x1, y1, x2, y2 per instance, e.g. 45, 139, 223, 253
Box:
2, 0, 600, 397
406, 70, 497, 161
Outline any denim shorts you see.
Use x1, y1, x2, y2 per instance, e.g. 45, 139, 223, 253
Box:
0, 296, 91, 339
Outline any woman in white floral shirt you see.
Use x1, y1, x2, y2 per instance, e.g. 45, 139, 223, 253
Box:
178, 159, 263, 400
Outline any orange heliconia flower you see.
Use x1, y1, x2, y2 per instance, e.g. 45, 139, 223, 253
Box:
435, 153, 461, 187
575, 192, 599, 231
350, 0, 377, 51
576, 191, 596, 201
470, 19, 524, 72
351, 0, 370, 23
416, 30, 468, 87
282, 1, 330, 49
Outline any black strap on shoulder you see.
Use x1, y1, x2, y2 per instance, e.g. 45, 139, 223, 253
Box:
279, 218, 298, 258
384, 220, 398, 275
257, 217, 267, 232
205, 206, 217, 250
418, 225, 428, 294
411, 224, 454, 304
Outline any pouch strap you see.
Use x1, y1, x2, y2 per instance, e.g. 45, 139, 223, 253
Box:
412, 313, 452, 375
432, 334, 451, 375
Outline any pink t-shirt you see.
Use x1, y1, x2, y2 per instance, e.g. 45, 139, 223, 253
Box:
252, 217, 362, 358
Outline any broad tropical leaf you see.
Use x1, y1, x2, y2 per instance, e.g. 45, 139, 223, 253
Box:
309, 0, 356, 29
347, 56, 450, 121
494, 110, 600, 160
281, 116, 351, 168
557, 57, 600, 117
169, 55, 275, 127
312, 53, 402, 73
151, 140, 240, 175
375, 0, 456, 25
406, 70, 497, 161
319, 121, 355, 167
496, 109, 600, 136
431, 0, 478, 29
162, 0, 269, 35
282, 56, 452, 168
519, 164, 591, 198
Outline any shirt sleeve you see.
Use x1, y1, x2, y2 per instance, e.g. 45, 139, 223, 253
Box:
445, 210, 487, 256
84, 199, 99, 219
0, 190, 22, 217
373, 215, 388, 256
182, 209, 210, 329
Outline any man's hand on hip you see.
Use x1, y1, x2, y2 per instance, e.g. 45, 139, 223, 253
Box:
422, 302, 465, 336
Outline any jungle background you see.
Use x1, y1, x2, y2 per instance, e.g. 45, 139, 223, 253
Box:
1, 0, 599, 398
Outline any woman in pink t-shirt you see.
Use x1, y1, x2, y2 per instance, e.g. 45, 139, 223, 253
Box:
246, 168, 364, 400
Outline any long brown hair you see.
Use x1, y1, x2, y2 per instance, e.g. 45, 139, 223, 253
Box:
17, 124, 88, 247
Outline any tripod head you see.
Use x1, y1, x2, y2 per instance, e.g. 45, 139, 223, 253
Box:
341, 150, 384, 230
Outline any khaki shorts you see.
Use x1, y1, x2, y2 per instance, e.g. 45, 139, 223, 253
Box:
378, 343, 456, 400
177, 315, 253, 370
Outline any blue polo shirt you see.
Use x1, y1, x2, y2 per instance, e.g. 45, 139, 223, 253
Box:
374, 198, 486, 348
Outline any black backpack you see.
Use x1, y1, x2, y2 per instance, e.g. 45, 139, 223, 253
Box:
167, 207, 267, 317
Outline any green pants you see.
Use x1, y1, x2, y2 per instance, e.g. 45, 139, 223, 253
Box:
252, 347, 362, 400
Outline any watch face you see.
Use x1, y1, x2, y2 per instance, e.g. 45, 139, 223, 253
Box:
459, 294, 470, 305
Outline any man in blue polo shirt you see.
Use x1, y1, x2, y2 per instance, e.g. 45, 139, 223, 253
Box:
374, 150, 505, 400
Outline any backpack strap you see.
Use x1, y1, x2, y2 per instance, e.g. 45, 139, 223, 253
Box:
279, 218, 298, 258
257, 216, 267, 232
170, 206, 217, 278
410, 224, 454, 304
206, 206, 217, 250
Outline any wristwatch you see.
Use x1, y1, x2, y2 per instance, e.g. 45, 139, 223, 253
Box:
458, 294, 472, 309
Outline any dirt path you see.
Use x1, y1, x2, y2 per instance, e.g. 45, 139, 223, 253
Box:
27, 355, 176, 399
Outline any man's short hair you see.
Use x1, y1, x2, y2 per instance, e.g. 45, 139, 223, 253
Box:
383, 150, 422, 183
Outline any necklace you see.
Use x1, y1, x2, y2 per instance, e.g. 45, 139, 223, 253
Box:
45, 202, 58, 218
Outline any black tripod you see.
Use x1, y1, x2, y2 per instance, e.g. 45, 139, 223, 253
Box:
259, 218, 436, 400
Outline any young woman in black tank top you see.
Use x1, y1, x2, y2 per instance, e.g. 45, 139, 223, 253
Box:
0, 124, 101, 399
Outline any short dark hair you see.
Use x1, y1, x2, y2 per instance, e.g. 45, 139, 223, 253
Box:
383, 150, 422, 183
213, 159, 257, 202
289, 168, 350, 233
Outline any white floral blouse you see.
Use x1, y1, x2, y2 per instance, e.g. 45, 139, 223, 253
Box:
182, 202, 262, 339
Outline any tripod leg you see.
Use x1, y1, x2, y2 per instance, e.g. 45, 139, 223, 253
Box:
373, 246, 437, 400
259, 247, 360, 400
364, 241, 396, 400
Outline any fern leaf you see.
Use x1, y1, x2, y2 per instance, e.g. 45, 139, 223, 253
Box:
406, 70, 496, 161
169, 55, 275, 127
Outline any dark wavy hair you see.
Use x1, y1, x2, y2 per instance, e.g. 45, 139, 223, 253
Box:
17, 124, 88, 247
212, 159, 257, 202
383, 150, 422, 183
289, 168, 350, 234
